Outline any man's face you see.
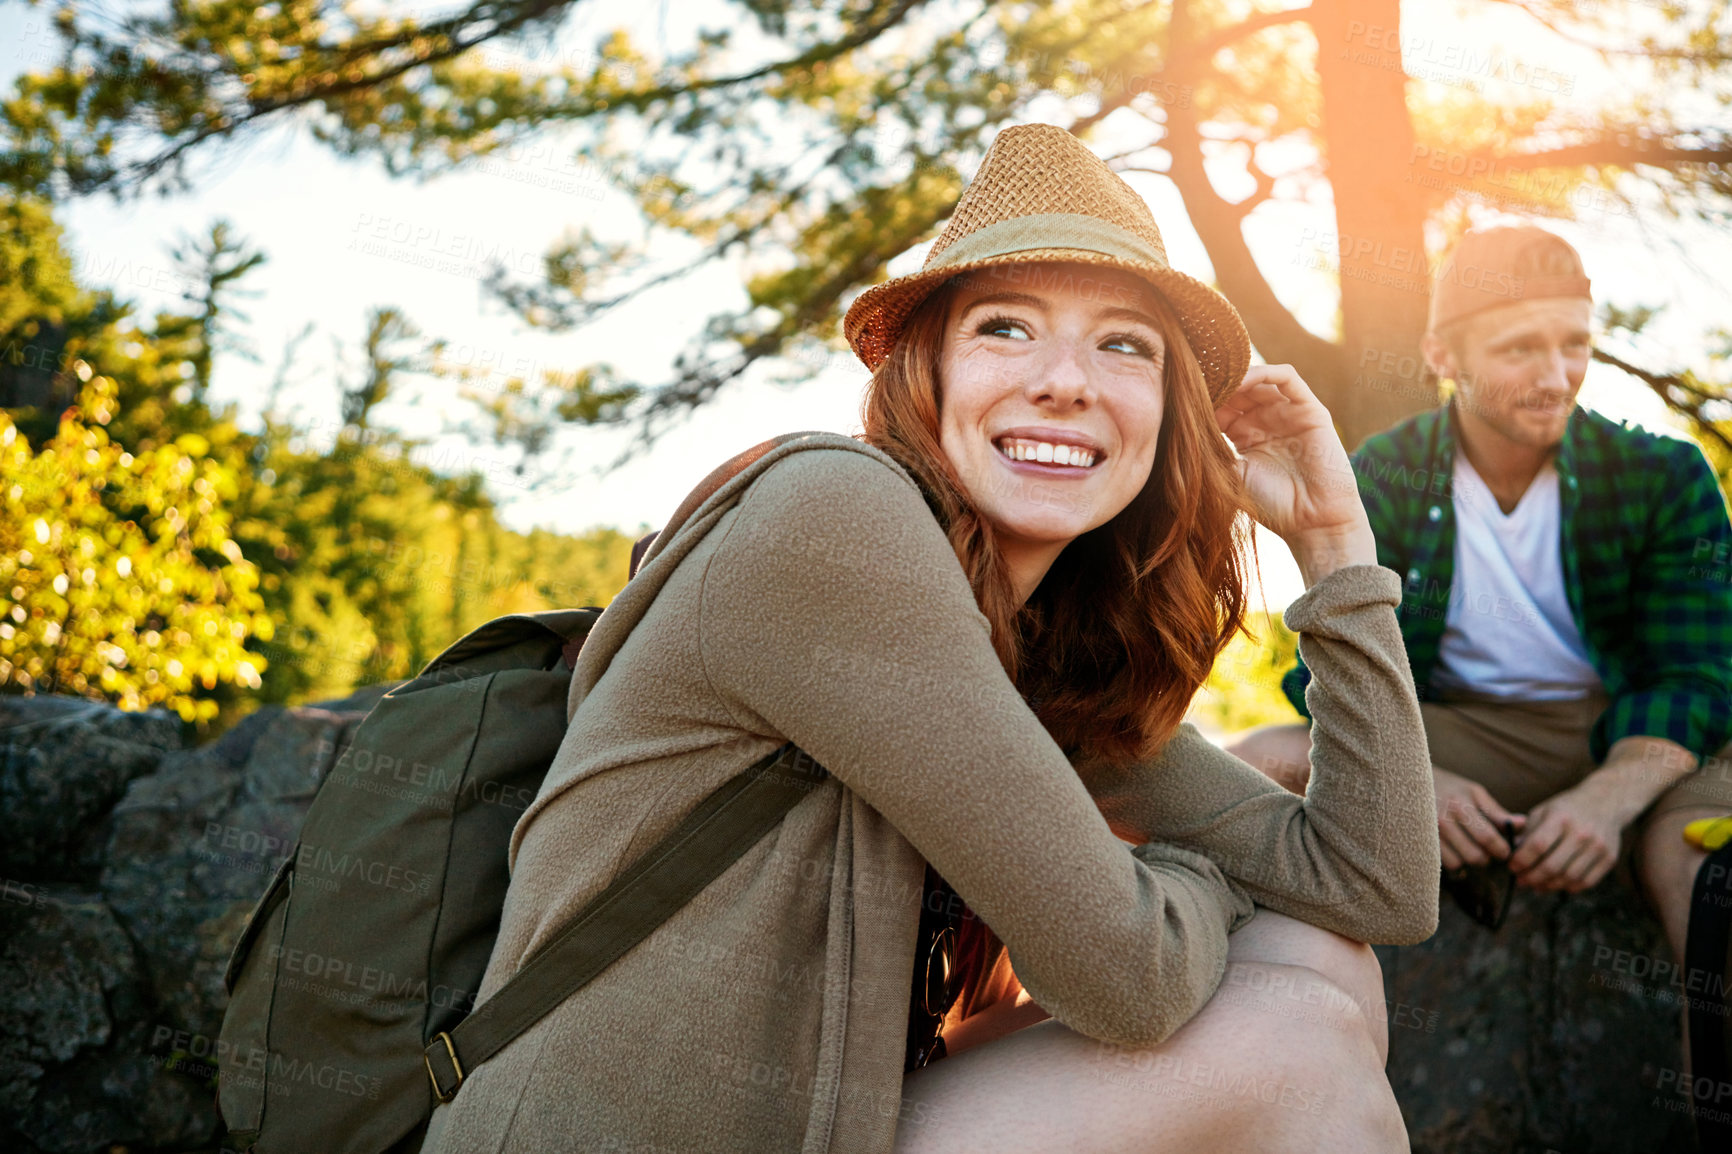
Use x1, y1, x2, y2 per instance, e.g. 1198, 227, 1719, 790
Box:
1423, 296, 1593, 450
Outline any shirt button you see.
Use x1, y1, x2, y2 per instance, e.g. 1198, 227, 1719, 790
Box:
1428, 505, 1442, 522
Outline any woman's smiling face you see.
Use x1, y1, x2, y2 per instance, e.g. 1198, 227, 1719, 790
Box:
937, 260, 1170, 563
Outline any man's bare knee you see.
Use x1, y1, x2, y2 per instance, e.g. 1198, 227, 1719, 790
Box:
1639, 808, 1716, 959
1226, 724, 1314, 793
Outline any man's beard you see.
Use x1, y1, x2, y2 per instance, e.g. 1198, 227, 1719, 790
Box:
1462, 377, 1571, 450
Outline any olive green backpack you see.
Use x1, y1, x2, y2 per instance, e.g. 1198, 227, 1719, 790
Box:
216, 433, 828, 1154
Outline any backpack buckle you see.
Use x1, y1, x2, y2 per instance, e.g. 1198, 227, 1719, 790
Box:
424, 1032, 465, 1103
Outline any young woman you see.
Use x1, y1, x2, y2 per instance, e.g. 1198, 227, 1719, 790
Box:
422, 124, 1437, 1154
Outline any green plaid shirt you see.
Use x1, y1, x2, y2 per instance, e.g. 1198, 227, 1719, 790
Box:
1281, 398, 1732, 765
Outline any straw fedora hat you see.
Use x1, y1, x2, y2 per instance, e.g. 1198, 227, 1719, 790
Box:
843, 122, 1252, 404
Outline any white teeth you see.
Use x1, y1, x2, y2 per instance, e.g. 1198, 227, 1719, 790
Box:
994, 438, 1098, 468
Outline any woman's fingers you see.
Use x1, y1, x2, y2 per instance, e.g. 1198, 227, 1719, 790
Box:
1215, 384, 1303, 448
1238, 365, 1327, 416
1240, 364, 1310, 401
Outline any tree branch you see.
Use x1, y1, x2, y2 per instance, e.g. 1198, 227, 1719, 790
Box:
1485, 136, 1732, 172
1482, 0, 1730, 63
1069, 3, 1312, 136
121, 0, 577, 187
1156, 0, 1338, 375
94, 0, 930, 193
1592, 346, 1732, 456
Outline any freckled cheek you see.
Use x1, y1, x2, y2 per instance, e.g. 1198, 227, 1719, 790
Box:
1104, 392, 1164, 459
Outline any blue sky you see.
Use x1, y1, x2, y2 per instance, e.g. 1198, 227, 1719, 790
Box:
3, 0, 1726, 609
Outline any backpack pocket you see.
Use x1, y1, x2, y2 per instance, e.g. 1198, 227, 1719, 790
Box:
217, 853, 296, 1141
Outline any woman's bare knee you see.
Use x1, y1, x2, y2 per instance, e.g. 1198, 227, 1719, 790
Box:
1225, 910, 1389, 1065
894, 940, 1401, 1153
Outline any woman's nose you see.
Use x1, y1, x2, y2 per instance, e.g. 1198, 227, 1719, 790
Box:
1028, 340, 1095, 408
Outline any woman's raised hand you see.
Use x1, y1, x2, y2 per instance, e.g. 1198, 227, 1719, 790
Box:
1214, 365, 1378, 587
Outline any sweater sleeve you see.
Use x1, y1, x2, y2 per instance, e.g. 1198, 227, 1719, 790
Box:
698, 448, 1254, 1048
1081, 564, 1440, 945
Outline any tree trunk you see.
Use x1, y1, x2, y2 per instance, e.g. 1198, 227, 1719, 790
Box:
1310, 0, 1436, 449
1164, 0, 1436, 450
1164, 0, 1352, 432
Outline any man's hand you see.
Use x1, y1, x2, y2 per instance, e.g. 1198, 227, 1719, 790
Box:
1434, 766, 1525, 870
1506, 780, 1627, 892
1504, 736, 1696, 893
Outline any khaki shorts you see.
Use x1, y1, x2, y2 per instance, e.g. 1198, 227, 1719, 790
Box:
1421, 684, 1732, 843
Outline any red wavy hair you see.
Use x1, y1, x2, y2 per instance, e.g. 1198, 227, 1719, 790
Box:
857, 274, 1256, 1022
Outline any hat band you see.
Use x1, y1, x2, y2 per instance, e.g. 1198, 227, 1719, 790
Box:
926, 213, 1170, 272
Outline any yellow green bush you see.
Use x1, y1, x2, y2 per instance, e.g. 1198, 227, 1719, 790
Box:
1186, 613, 1304, 738
0, 374, 270, 721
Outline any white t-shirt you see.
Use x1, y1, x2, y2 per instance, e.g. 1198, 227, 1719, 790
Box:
1430, 450, 1604, 700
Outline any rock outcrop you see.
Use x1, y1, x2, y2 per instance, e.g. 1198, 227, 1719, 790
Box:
1, 687, 389, 1154
1376, 865, 1698, 1153
0, 688, 1710, 1152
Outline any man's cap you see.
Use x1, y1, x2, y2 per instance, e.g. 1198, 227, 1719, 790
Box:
1428, 223, 1592, 334
842, 123, 1252, 404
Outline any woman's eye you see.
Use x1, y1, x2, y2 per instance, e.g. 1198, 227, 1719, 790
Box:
1102, 333, 1156, 358
975, 314, 1031, 340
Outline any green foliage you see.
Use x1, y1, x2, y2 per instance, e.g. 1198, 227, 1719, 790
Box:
1186, 613, 1303, 737
7, 0, 1728, 466
0, 195, 87, 336
0, 193, 634, 731
159, 219, 267, 401
0, 374, 270, 722
232, 421, 633, 705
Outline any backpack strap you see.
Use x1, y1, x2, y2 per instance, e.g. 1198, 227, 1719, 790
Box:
628, 431, 819, 581
423, 741, 827, 1103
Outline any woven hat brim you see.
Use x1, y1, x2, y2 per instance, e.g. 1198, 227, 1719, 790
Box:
844, 250, 1252, 406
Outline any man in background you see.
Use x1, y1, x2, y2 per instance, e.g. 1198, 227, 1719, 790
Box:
1228, 223, 1732, 984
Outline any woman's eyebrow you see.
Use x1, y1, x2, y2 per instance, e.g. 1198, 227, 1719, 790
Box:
1096, 305, 1162, 331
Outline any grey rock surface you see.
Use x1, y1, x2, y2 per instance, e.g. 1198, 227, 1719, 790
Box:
0, 686, 391, 1153
0, 697, 180, 881
1376, 865, 1699, 1153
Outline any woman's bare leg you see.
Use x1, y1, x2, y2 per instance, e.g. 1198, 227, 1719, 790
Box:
893, 910, 1404, 1154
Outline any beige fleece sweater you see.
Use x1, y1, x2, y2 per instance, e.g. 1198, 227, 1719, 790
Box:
422, 432, 1438, 1154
